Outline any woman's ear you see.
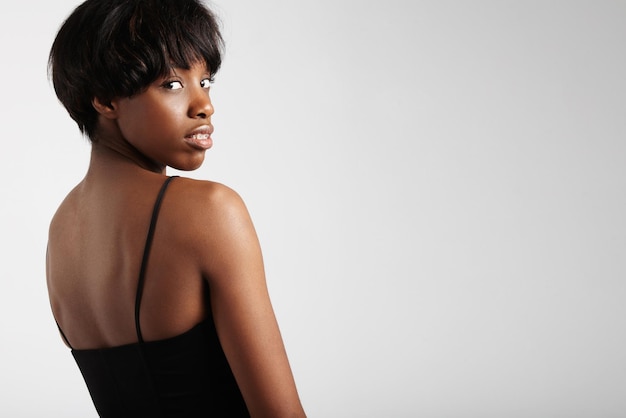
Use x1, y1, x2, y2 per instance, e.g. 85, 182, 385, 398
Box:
92, 97, 118, 120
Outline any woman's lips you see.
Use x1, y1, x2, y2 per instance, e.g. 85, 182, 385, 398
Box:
184, 127, 213, 150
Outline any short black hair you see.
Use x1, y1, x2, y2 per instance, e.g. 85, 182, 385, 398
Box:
49, 0, 224, 140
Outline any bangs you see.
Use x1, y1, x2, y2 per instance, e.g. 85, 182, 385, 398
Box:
144, 1, 223, 76
98, 0, 223, 95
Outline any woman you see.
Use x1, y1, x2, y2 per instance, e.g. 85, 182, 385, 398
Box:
46, 0, 306, 416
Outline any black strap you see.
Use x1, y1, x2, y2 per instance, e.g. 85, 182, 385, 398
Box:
56, 321, 73, 349
134, 176, 178, 343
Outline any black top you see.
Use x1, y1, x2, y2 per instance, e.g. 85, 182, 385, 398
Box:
57, 176, 250, 417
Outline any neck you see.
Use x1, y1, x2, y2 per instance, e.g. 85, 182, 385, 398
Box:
88, 120, 166, 176
84, 144, 167, 187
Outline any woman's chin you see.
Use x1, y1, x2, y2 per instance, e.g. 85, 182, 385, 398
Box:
170, 155, 206, 172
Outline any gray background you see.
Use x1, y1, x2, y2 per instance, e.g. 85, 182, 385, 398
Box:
1, 1, 625, 416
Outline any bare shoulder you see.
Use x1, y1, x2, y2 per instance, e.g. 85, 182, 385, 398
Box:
167, 177, 251, 232
170, 177, 246, 213
164, 177, 258, 273
48, 183, 82, 245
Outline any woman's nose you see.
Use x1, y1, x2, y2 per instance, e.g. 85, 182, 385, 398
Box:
189, 88, 214, 119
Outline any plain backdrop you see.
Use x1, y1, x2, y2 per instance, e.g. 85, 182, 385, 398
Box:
1, 1, 625, 416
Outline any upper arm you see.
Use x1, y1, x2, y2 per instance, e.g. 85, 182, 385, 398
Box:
191, 183, 305, 417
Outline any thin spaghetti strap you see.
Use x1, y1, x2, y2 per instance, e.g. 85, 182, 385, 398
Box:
56, 321, 73, 349
134, 176, 178, 343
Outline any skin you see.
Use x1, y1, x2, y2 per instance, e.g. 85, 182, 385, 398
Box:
46, 62, 306, 417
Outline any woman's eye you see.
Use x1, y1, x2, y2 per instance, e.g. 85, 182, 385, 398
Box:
200, 78, 214, 89
164, 80, 184, 90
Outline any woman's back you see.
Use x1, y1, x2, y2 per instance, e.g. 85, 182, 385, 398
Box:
48, 172, 250, 416
47, 171, 208, 349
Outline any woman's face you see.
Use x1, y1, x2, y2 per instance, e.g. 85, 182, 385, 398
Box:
113, 61, 215, 171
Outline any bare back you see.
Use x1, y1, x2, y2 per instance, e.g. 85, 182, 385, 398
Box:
47, 173, 208, 349
47, 152, 306, 416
